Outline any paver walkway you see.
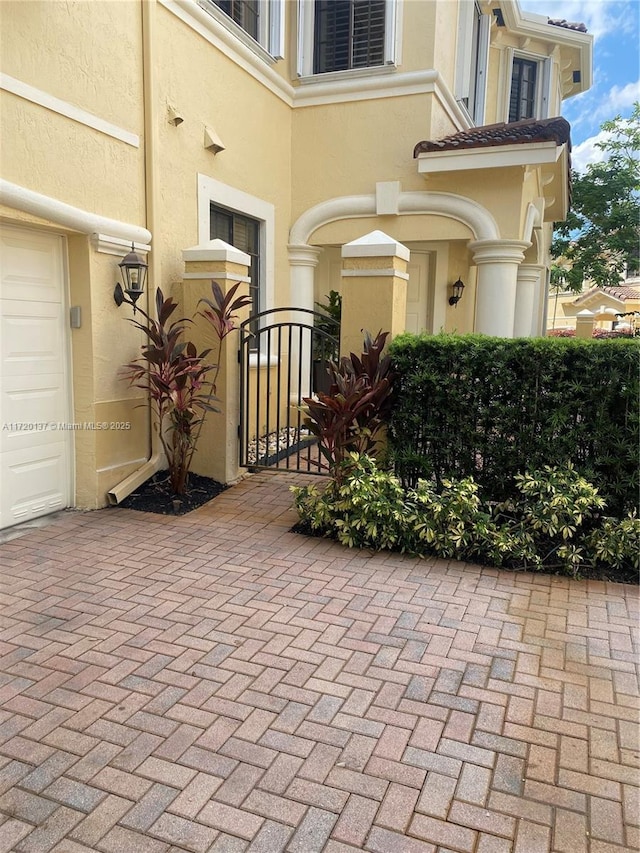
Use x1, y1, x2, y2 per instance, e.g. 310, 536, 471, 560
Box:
0, 471, 638, 853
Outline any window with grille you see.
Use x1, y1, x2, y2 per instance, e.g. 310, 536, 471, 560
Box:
509, 57, 538, 122
213, 0, 259, 40
313, 0, 386, 74
210, 205, 261, 319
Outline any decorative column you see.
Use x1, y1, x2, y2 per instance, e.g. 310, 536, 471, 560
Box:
469, 240, 530, 338
575, 308, 595, 340
288, 243, 321, 399
514, 264, 545, 337
177, 238, 251, 484
340, 230, 409, 357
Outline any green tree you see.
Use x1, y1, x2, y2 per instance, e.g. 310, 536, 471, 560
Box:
552, 103, 640, 291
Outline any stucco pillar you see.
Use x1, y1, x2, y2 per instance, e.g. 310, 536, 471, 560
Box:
176, 238, 251, 484
288, 244, 321, 400
470, 240, 530, 338
575, 309, 595, 339
340, 230, 409, 357
514, 264, 545, 338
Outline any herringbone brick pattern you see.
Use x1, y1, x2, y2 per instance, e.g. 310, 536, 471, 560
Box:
0, 471, 637, 852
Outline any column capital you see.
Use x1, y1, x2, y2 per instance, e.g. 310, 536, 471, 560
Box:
469, 239, 531, 266
517, 264, 545, 285
288, 244, 322, 267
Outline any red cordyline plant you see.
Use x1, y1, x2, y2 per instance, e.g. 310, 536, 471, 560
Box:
121, 281, 251, 495
302, 330, 395, 480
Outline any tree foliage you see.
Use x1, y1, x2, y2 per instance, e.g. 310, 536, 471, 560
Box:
552, 103, 640, 290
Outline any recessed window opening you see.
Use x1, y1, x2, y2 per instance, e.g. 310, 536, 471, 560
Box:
509, 56, 538, 122
313, 0, 386, 74
210, 204, 261, 319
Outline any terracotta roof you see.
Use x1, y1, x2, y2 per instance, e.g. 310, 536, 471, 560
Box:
413, 117, 571, 157
548, 18, 588, 33
574, 285, 640, 304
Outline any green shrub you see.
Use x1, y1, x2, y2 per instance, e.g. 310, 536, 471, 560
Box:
292, 454, 639, 581
388, 334, 639, 517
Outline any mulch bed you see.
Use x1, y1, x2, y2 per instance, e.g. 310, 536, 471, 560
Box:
118, 471, 226, 516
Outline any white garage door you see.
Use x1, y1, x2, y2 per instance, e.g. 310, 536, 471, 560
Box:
0, 226, 72, 530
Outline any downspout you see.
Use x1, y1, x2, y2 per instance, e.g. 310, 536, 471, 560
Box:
108, 0, 162, 504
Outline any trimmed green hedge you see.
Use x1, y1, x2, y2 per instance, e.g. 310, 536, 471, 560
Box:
388, 334, 639, 517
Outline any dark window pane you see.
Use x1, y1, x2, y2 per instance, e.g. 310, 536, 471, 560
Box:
213, 0, 259, 40
314, 0, 385, 74
509, 57, 537, 122
210, 204, 261, 319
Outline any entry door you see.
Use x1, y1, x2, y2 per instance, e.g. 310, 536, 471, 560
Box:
0, 226, 71, 529
405, 252, 432, 334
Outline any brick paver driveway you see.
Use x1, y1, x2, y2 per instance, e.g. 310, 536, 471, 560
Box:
0, 471, 638, 853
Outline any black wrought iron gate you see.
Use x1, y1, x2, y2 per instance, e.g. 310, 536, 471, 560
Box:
239, 308, 339, 473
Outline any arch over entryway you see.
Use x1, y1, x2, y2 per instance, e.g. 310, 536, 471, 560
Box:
289, 190, 501, 247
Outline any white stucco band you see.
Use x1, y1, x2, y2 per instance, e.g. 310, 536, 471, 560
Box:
470, 240, 531, 338
0, 179, 152, 245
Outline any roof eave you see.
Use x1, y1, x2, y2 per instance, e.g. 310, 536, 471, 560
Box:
497, 1, 593, 96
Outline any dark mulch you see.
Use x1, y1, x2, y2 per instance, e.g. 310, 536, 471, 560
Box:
118, 471, 226, 515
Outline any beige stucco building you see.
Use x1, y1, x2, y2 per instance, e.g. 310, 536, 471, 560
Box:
0, 0, 592, 527
548, 277, 640, 335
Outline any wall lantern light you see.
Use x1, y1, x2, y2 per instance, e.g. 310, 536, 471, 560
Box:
448, 277, 465, 307
114, 244, 148, 310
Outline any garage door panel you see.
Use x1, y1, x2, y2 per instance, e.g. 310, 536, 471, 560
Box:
1, 374, 71, 448
0, 443, 68, 527
0, 230, 63, 303
1, 301, 64, 377
1, 226, 71, 530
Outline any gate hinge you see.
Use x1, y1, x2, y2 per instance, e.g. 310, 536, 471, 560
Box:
237, 349, 241, 363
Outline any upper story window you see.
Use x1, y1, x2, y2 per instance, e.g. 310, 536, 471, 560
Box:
455, 0, 489, 124
202, 0, 285, 58
509, 57, 537, 121
213, 1, 259, 40
313, 0, 385, 74
298, 0, 398, 78
507, 53, 551, 123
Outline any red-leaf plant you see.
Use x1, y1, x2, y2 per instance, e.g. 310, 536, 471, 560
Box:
302, 330, 395, 480
121, 281, 251, 496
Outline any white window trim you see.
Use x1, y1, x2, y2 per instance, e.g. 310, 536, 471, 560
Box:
297, 0, 400, 81
505, 48, 552, 123
198, 0, 284, 62
454, 3, 489, 126
198, 174, 275, 314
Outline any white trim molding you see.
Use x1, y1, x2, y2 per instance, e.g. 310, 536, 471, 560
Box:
289, 190, 500, 245
91, 234, 151, 256
0, 74, 139, 148
0, 180, 152, 245
197, 174, 275, 311
416, 140, 564, 174
342, 269, 409, 280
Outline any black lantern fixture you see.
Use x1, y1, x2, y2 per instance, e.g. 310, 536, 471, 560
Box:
448, 277, 465, 307
114, 244, 148, 310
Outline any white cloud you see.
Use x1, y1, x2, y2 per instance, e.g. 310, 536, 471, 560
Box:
571, 130, 611, 171
596, 80, 640, 115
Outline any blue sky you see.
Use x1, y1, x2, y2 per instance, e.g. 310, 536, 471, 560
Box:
519, 0, 640, 171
